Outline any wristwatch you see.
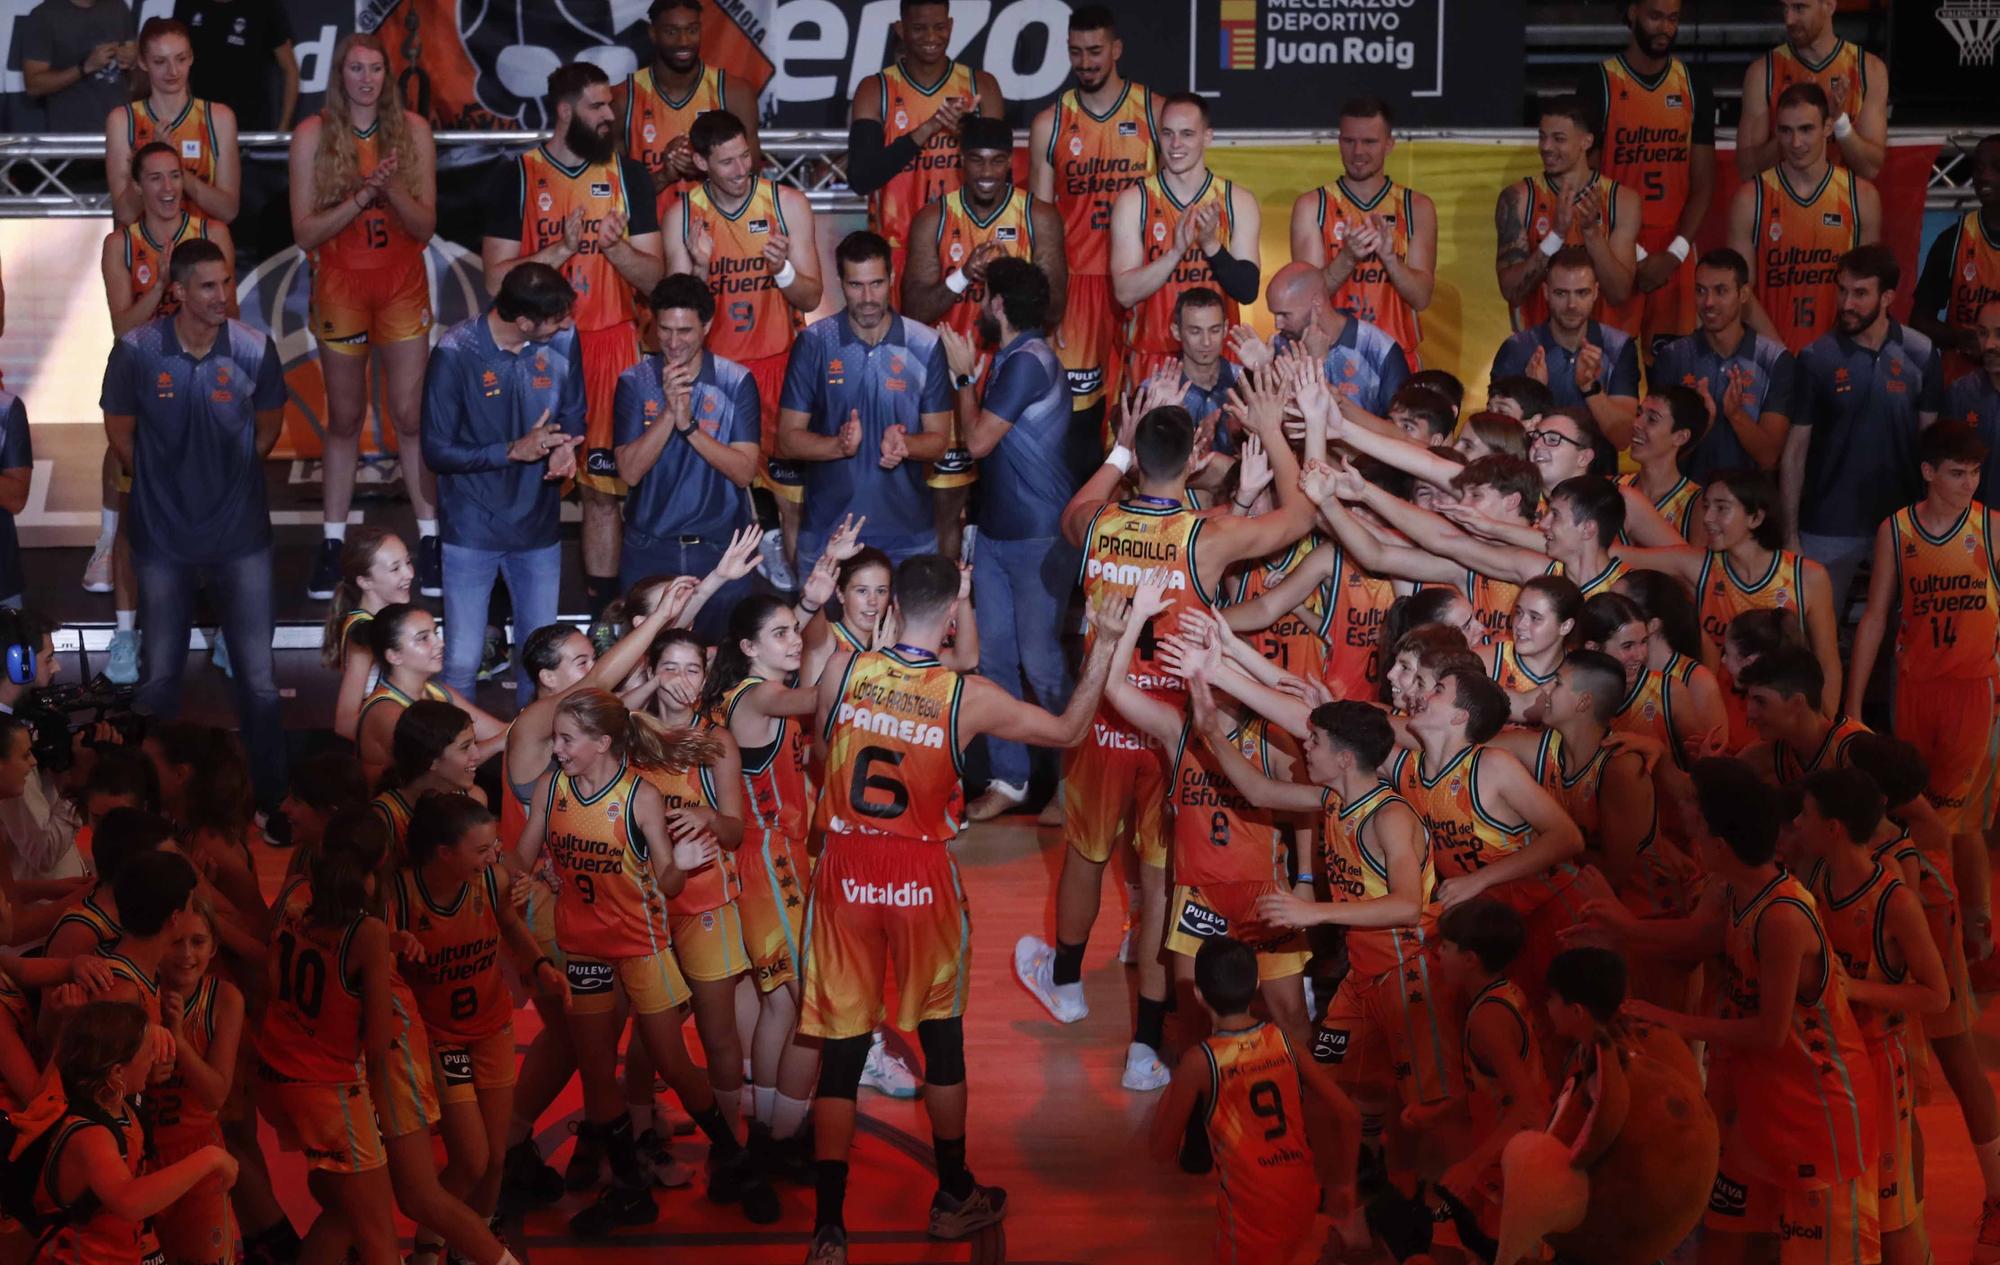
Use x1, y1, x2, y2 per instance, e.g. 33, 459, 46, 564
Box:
1580, 381, 1604, 399
953, 371, 978, 391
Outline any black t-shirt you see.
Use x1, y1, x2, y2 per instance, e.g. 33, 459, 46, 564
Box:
173, 0, 291, 130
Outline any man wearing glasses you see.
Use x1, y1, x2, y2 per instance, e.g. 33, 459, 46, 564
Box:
1488, 247, 1641, 449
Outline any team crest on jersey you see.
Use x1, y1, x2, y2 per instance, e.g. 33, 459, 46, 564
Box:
949, 242, 965, 262
538, 191, 554, 213
1535, 216, 1551, 236
1969, 261, 1983, 282
1776, 589, 1792, 606
1069, 135, 1084, 156
136, 263, 151, 285
1821, 212, 1844, 228
1449, 777, 1463, 795
895, 110, 910, 129
643, 123, 657, 144
591, 182, 612, 198
1769, 220, 1784, 243
1153, 220, 1166, 242
1642, 701, 1659, 721
605, 799, 622, 823
1828, 75, 1847, 104
748, 218, 770, 235
1967, 535, 1980, 554
155, 370, 175, 398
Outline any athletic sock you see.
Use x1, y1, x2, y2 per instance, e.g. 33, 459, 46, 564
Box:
1052, 939, 1086, 986
690, 1103, 742, 1157
814, 1159, 849, 1231
602, 1115, 645, 1188
933, 1134, 972, 1200
753, 1085, 777, 1126
115, 610, 136, 632
97, 509, 117, 547
323, 522, 347, 542
416, 517, 439, 540
1977, 1132, 2000, 1197
772, 1093, 811, 1141
1134, 995, 1168, 1053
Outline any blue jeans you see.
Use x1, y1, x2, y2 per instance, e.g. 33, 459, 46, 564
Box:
133, 546, 285, 810
441, 541, 561, 697
973, 534, 1080, 788
795, 527, 939, 590
1799, 532, 1872, 623
620, 532, 756, 641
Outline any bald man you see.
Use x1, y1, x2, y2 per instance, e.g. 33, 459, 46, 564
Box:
1237, 262, 1411, 419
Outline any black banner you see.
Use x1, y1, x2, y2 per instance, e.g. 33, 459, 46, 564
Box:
1889, 0, 2000, 123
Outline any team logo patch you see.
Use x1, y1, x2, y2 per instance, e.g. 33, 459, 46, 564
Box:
591, 182, 612, 198
1666, 93, 1684, 109
1967, 535, 1979, 553
1969, 261, 1982, 282
1709, 1172, 1748, 1216
1769, 220, 1784, 243
1176, 898, 1229, 940
605, 799, 622, 822
1821, 212, 1844, 228
136, 263, 151, 285
748, 217, 770, 235
1535, 216, 1550, 236
437, 1046, 474, 1087
1312, 1027, 1350, 1064
949, 242, 965, 262
995, 226, 1019, 243
181, 139, 201, 160
895, 110, 910, 130
566, 959, 616, 995
1153, 220, 1167, 242
700, 910, 718, 931
1117, 120, 1139, 137
538, 192, 554, 213
1070, 135, 1084, 156
643, 123, 657, 144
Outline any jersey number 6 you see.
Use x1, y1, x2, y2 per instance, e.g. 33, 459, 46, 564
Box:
851, 745, 910, 819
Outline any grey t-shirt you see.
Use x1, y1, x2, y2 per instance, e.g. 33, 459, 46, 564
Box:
18, 0, 135, 133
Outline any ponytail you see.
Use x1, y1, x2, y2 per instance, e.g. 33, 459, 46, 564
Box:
556, 688, 722, 774
319, 528, 404, 668
309, 807, 391, 927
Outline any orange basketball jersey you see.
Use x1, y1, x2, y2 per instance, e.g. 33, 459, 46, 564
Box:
1764, 40, 1869, 167
1596, 55, 1700, 250
1228, 540, 1327, 681
1388, 745, 1531, 886
870, 59, 978, 253
1314, 547, 1397, 704
641, 755, 739, 915
1942, 210, 2000, 382
315, 123, 427, 271
147, 976, 221, 1152
1465, 569, 1528, 641
514, 146, 643, 332
1044, 82, 1157, 276
1125, 172, 1240, 356
1320, 782, 1432, 981
122, 211, 215, 318
1313, 178, 1422, 353
540, 759, 670, 960
621, 63, 726, 184
1751, 165, 1863, 352
391, 867, 509, 1043
1079, 498, 1217, 700
822, 647, 965, 843
1198, 1023, 1320, 1258
1491, 639, 1560, 696
1774, 715, 1873, 783
255, 906, 367, 1085
680, 177, 799, 362
932, 185, 1036, 338
726, 677, 812, 841
1820, 862, 1910, 1048
121, 96, 218, 187
1697, 547, 1808, 746
1888, 503, 2000, 682
1621, 472, 1702, 541
1168, 717, 1286, 888
1512, 172, 1628, 330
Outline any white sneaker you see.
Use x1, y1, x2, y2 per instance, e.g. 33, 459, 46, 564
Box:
1013, 935, 1087, 1023
859, 1030, 920, 1099
105, 629, 139, 685
1121, 1042, 1170, 1092
761, 529, 797, 590
82, 540, 113, 594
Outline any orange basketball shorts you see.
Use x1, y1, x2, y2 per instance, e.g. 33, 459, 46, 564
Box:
370, 1001, 440, 1140
1893, 674, 2000, 835
153, 1132, 237, 1265
1052, 273, 1123, 414
800, 832, 969, 1040
310, 254, 432, 355
1164, 881, 1309, 979
1060, 706, 1169, 868
738, 827, 809, 993
254, 1069, 387, 1174
578, 322, 642, 495
1314, 949, 1460, 1108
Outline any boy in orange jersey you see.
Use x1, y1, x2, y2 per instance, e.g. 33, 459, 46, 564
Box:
482, 62, 664, 620
617, 0, 760, 196
1582, 756, 1878, 1265
845, 0, 1004, 285
1150, 936, 1358, 1265
1737, 645, 1871, 783
1494, 96, 1640, 332
1736, 0, 1889, 179
802, 558, 1161, 1265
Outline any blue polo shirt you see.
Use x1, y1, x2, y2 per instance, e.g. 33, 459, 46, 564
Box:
1275, 317, 1411, 416
780, 311, 950, 538
614, 350, 759, 545
1653, 327, 1796, 484
1793, 321, 1945, 539
100, 316, 283, 566
420, 314, 586, 553
975, 331, 1074, 541
1489, 321, 1641, 411
1945, 371, 2000, 506
1179, 360, 1241, 454
0, 390, 30, 601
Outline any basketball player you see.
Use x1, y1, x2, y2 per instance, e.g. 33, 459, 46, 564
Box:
1620, 387, 1709, 545
1029, 4, 1159, 432
1488, 249, 1641, 446
1947, 299, 2000, 503
903, 116, 1067, 560
846, 0, 1005, 284
1495, 96, 1639, 331
661, 108, 821, 574
290, 34, 440, 601
103, 19, 238, 227
618, 0, 761, 195
801, 558, 1162, 1265
483, 63, 664, 620
1290, 96, 1437, 364
1110, 93, 1262, 386
1912, 133, 2000, 384
1583, 0, 1716, 357
1737, 646, 1870, 783
1652, 248, 1797, 480
1737, 0, 1889, 179
1727, 83, 1881, 353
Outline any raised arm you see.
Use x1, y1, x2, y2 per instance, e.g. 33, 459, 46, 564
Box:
1185, 675, 1323, 813
964, 584, 1163, 749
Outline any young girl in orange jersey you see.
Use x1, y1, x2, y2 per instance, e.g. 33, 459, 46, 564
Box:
395, 794, 565, 1253
1578, 594, 1718, 772
355, 606, 505, 784
802, 545, 891, 681
323, 530, 414, 742
514, 688, 762, 1237
1487, 575, 1579, 721
375, 701, 487, 849
1613, 568, 1732, 756
151, 903, 244, 1265
35, 1001, 238, 1265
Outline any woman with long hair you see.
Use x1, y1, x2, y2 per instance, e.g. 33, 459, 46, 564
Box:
356, 605, 504, 784
374, 700, 487, 848
1613, 567, 1729, 754
149, 902, 246, 1265
324, 529, 415, 740
288, 32, 440, 602
514, 688, 772, 1234
1488, 574, 1581, 713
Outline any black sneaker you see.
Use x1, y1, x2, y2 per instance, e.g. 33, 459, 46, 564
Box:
306, 538, 343, 600
706, 1146, 753, 1204
565, 1121, 606, 1192
417, 535, 443, 599
567, 1183, 657, 1238
928, 1178, 1007, 1239
476, 632, 510, 683
501, 1139, 564, 1207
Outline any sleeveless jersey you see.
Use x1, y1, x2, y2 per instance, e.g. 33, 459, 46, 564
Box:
1751, 164, 1863, 352
514, 146, 643, 332
122, 212, 214, 317
1596, 55, 1699, 250
622, 63, 725, 183
1620, 471, 1701, 541
121, 96, 218, 187
1228, 540, 1327, 681
338, 607, 375, 657
1696, 547, 1808, 742
829, 619, 869, 654
1513, 172, 1628, 329
358, 677, 449, 735
682, 178, 799, 362
96, 947, 160, 1026
47, 889, 120, 953
1079, 499, 1215, 700
315, 121, 427, 272
726, 677, 811, 842
870, 60, 978, 253
1560, 555, 1630, 599
933, 185, 1036, 338
1466, 569, 1528, 641
1315, 547, 1397, 703
1389, 746, 1531, 886
1887, 503, 2000, 681
541, 759, 666, 959
640, 754, 738, 915
1045, 83, 1157, 276
1532, 728, 1618, 847
1168, 717, 1286, 888
391, 867, 508, 1043
1941, 211, 2000, 382
255, 905, 367, 1084
1820, 862, 1908, 1048
1321, 782, 1431, 981
1609, 667, 1681, 756
1491, 640, 1561, 695
1715, 871, 1873, 1187
1198, 1023, 1319, 1253
1764, 40, 1869, 167
1461, 977, 1550, 1138
149, 976, 221, 1153
35, 1108, 158, 1265
1314, 178, 1422, 353
1774, 714, 1871, 783
1126, 172, 1240, 356
822, 647, 964, 843
371, 788, 413, 860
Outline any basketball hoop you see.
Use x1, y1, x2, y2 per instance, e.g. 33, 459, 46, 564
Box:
1938, 0, 2000, 65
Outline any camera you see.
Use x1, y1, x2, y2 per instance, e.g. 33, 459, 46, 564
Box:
17, 680, 146, 774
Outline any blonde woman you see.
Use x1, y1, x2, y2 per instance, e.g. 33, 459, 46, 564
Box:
289, 32, 441, 603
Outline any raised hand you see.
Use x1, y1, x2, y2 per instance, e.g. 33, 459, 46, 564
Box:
762, 232, 791, 274
1157, 630, 1220, 680
1193, 202, 1224, 254
1327, 456, 1369, 502
599, 208, 630, 252
963, 240, 1004, 282
715, 523, 766, 582
1722, 364, 1751, 419
1573, 187, 1606, 240
1299, 458, 1338, 505
1573, 342, 1603, 395
837, 408, 864, 457
690, 217, 716, 272
801, 552, 841, 611
1236, 435, 1272, 506
937, 324, 979, 378
1228, 324, 1274, 371
1188, 672, 1226, 737
562, 207, 586, 254
1693, 375, 1717, 421
651, 575, 702, 628
1525, 344, 1550, 385
826, 513, 867, 561
1089, 590, 1136, 641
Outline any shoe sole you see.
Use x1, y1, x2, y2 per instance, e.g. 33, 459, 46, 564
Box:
929, 1202, 1007, 1240
860, 1077, 920, 1100
420, 586, 443, 598
81, 581, 113, 594
1121, 1072, 1170, 1092
305, 588, 336, 600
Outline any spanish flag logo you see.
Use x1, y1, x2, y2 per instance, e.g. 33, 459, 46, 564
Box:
1220, 0, 1257, 70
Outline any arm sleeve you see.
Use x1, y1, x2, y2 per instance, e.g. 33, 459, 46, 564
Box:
1489, 337, 1524, 385
1375, 341, 1411, 410
1763, 351, 1796, 418
845, 118, 922, 197
1203, 246, 1261, 305
267, 5, 294, 47
778, 336, 821, 415
622, 157, 659, 235
1789, 354, 1817, 427
611, 371, 645, 447
420, 350, 513, 473
1911, 226, 1960, 322
980, 352, 1052, 425
556, 335, 587, 435
1, 399, 31, 470
1609, 338, 1642, 397
252, 335, 285, 409
483, 161, 526, 241
100, 342, 137, 415
17, 12, 54, 67
731, 372, 761, 449
919, 340, 952, 414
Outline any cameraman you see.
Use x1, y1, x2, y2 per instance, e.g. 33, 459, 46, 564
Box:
0, 608, 118, 884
